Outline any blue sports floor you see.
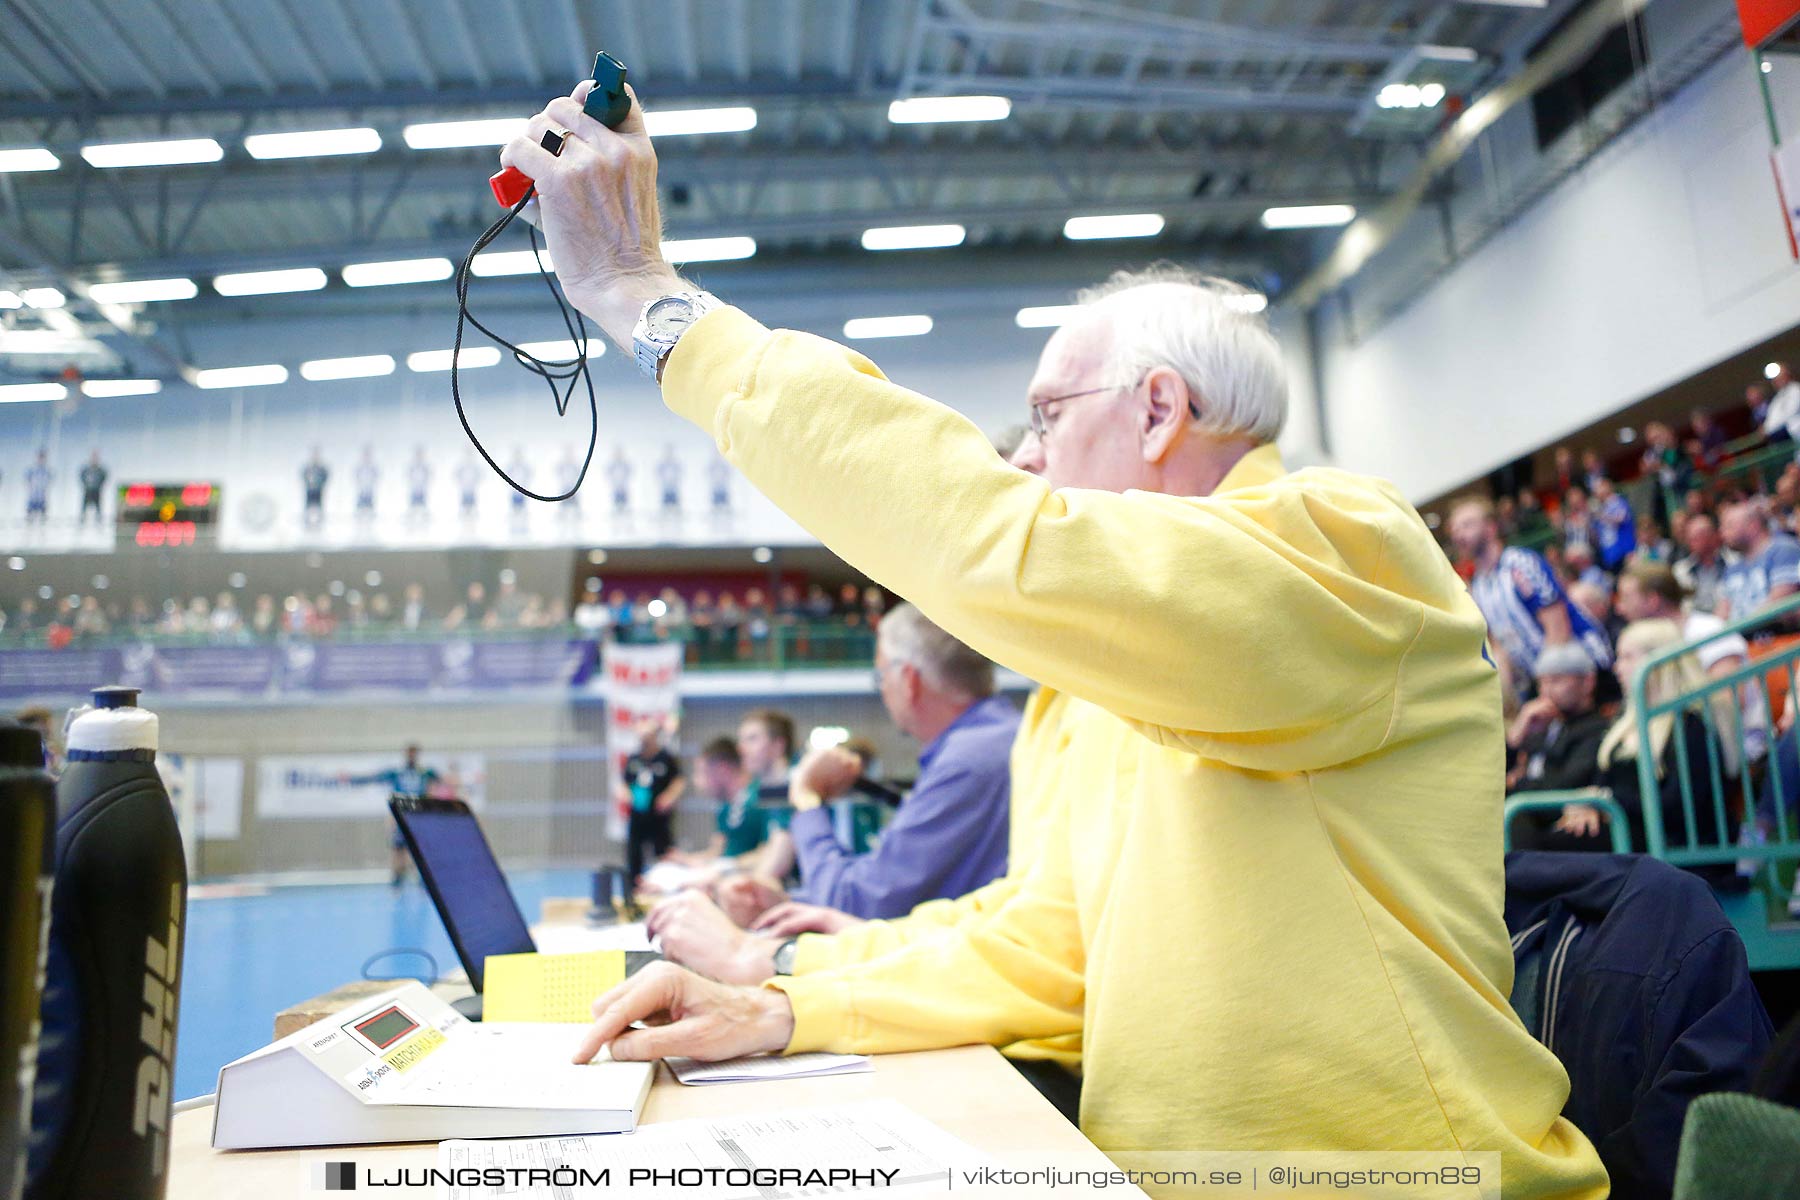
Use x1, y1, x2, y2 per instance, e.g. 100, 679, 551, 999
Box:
175, 869, 591, 1101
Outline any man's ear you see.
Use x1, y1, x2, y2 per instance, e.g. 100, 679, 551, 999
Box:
1141, 366, 1192, 465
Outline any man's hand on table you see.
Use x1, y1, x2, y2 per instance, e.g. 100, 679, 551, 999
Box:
647, 891, 782, 985
501, 80, 687, 348
753, 901, 865, 938
573, 961, 793, 1064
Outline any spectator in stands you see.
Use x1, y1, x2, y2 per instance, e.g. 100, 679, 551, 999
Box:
1690, 409, 1727, 471
1567, 578, 1618, 643
1677, 510, 1735, 615
862, 587, 887, 628
834, 583, 862, 626
1633, 514, 1673, 563
1557, 620, 1740, 880
574, 582, 609, 638
1560, 487, 1596, 559
1591, 477, 1636, 571
1494, 495, 1518, 542
743, 587, 772, 659
9, 599, 38, 635
607, 589, 635, 638
400, 583, 429, 632
209, 592, 242, 640
1563, 541, 1609, 592
714, 592, 742, 655
71, 596, 108, 642
1774, 465, 1800, 534
370, 593, 394, 625
687, 590, 715, 653
1512, 490, 1552, 545
1747, 381, 1773, 433
445, 582, 489, 631
1616, 560, 1766, 766
1640, 421, 1694, 517
1761, 364, 1800, 444
1505, 644, 1611, 849
654, 587, 689, 639
494, 577, 528, 626
250, 594, 277, 639
1449, 496, 1613, 698
1717, 499, 1800, 626
617, 716, 684, 895
775, 584, 802, 630
803, 584, 834, 623
308, 595, 338, 638
1552, 446, 1577, 493
126, 597, 153, 636
1580, 448, 1608, 494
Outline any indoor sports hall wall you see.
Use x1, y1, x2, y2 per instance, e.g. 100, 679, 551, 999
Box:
1316, 20, 1800, 502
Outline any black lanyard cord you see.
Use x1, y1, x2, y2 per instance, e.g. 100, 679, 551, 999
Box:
450, 188, 597, 503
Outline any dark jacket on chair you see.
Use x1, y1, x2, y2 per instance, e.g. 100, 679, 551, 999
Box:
1505, 851, 1774, 1200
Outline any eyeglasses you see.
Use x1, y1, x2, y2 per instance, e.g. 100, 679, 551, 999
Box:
1025, 372, 1198, 441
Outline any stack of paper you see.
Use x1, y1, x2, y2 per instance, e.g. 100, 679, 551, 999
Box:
211, 981, 653, 1149
665, 1050, 872, 1085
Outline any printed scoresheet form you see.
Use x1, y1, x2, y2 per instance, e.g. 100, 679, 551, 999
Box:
438, 1098, 989, 1198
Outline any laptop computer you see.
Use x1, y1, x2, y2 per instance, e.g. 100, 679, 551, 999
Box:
389, 795, 655, 1019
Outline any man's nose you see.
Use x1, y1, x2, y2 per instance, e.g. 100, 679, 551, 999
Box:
1009, 430, 1046, 475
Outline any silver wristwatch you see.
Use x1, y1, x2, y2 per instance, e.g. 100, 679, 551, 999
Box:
632, 290, 718, 382
771, 936, 800, 976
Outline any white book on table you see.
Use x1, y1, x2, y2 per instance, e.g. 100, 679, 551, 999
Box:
211, 980, 652, 1149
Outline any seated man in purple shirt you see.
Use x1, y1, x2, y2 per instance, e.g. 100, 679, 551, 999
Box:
676, 603, 1016, 945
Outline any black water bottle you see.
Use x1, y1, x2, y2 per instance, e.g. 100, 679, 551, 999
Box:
0, 720, 54, 1200
27, 687, 186, 1200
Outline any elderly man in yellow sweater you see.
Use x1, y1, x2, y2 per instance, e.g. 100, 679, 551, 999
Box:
501, 81, 1608, 1199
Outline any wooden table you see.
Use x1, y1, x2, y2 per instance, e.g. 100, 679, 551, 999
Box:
169, 1044, 1144, 1197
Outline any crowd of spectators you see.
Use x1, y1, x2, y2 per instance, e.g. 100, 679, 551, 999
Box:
1445, 361, 1800, 912
0, 573, 891, 662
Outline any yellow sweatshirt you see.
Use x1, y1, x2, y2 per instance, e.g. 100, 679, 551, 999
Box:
794, 687, 1085, 1068
662, 308, 1607, 1200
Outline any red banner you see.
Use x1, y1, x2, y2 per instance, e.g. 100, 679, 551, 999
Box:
1739, 0, 1800, 47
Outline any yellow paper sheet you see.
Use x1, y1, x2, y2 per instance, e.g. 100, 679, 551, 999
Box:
481, 950, 625, 1023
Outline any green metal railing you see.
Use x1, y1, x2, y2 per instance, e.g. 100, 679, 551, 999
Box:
1503, 791, 1633, 855
1632, 592, 1800, 969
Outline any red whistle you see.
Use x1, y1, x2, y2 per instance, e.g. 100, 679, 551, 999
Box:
488, 129, 567, 209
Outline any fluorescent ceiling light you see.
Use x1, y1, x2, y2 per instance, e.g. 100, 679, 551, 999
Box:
0, 330, 93, 354
0, 383, 67, 404
662, 236, 756, 263
80, 137, 223, 168
514, 340, 603, 360
81, 378, 162, 397
843, 315, 933, 340
22, 288, 64, 309
194, 364, 288, 389
1015, 304, 1083, 329
0, 147, 59, 173
213, 267, 328, 296
300, 354, 395, 381
887, 95, 1012, 124
86, 277, 197, 304
1261, 204, 1357, 229
469, 249, 551, 277
1769, 363, 1785, 380
1063, 213, 1165, 240
1225, 292, 1270, 315
342, 257, 452, 287
401, 118, 525, 149
861, 224, 966, 251
1377, 83, 1447, 110
244, 127, 381, 160
644, 107, 757, 137
407, 347, 502, 372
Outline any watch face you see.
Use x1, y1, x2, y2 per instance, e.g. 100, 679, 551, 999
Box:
645, 297, 695, 340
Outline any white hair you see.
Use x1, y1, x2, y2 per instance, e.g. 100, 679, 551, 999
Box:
1075, 264, 1289, 445
877, 603, 995, 700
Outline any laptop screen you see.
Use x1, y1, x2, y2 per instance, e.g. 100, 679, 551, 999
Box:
395, 802, 535, 992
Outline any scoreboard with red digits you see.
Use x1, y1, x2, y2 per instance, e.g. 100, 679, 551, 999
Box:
116, 481, 221, 548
